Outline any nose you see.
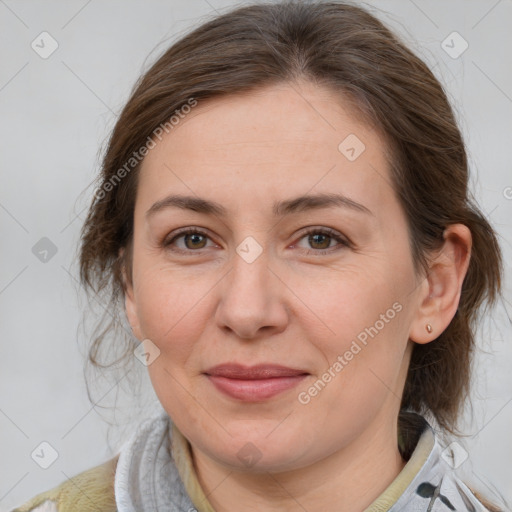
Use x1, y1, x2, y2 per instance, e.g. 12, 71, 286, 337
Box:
214, 246, 289, 340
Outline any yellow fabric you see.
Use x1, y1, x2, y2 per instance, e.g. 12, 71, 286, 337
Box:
12, 456, 118, 512
170, 422, 217, 512
364, 427, 435, 511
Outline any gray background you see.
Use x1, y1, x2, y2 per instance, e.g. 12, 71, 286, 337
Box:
1, 0, 511, 510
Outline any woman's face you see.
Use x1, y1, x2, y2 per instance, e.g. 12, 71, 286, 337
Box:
125, 81, 426, 472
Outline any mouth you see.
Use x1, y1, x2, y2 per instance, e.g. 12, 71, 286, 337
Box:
204, 363, 309, 402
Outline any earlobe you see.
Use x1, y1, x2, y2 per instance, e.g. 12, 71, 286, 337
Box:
409, 224, 472, 344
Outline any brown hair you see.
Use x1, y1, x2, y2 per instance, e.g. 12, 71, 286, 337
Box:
80, 0, 503, 471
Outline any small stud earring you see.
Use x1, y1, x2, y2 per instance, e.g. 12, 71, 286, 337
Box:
426, 323, 433, 333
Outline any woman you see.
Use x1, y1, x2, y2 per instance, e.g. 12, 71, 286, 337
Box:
13, 1, 508, 511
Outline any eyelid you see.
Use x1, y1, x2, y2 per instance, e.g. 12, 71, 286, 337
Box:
291, 226, 351, 254
162, 227, 217, 249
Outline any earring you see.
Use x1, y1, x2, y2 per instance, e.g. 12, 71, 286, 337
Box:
426, 323, 433, 333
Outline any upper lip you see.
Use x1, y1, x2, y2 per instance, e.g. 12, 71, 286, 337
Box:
205, 363, 308, 379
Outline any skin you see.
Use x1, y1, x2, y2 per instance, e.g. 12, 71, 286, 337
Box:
124, 80, 471, 512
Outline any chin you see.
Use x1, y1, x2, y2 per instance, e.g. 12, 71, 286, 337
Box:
197, 424, 315, 473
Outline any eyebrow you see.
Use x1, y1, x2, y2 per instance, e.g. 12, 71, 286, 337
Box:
146, 192, 374, 218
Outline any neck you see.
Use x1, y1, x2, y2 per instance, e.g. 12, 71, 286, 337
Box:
190, 414, 407, 512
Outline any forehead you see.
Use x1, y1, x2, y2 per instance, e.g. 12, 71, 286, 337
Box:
137, 81, 396, 217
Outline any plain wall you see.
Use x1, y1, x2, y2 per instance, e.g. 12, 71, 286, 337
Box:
1, 0, 511, 510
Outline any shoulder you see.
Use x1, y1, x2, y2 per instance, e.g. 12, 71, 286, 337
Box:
11, 455, 119, 512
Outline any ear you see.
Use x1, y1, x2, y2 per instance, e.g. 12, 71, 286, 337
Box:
120, 247, 143, 341
409, 224, 472, 344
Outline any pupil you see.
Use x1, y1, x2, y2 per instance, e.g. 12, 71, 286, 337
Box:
186, 233, 206, 249
310, 233, 329, 249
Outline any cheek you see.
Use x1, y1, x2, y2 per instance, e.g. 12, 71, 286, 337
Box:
305, 263, 405, 345
297, 297, 408, 430
132, 265, 212, 360
304, 265, 410, 393
133, 267, 215, 421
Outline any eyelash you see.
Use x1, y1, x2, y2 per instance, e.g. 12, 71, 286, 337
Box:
162, 226, 350, 256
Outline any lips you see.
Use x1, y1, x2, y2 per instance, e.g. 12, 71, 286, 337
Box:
205, 363, 309, 401
206, 363, 307, 379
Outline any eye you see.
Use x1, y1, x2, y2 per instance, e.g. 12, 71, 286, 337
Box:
162, 228, 217, 253
293, 227, 350, 255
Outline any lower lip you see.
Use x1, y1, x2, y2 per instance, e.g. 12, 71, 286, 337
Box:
207, 374, 308, 401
